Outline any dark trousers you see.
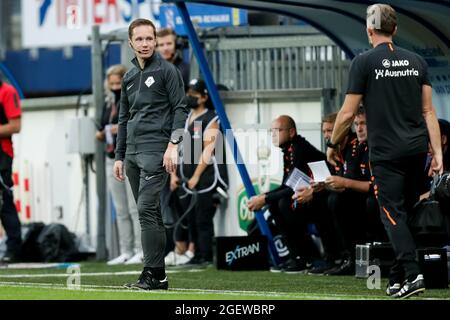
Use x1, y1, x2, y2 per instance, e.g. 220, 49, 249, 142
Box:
312, 191, 345, 262
268, 192, 332, 262
181, 190, 216, 262
327, 190, 366, 259
125, 152, 168, 268
0, 168, 21, 256
365, 194, 389, 243
371, 153, 427, 283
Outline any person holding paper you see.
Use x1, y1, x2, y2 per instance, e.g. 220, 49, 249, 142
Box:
247, 115, 333, 273
324, 107, 388, 276
326, 4, 442, 298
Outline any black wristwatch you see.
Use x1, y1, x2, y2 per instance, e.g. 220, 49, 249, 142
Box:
326, 140, 340, 149
170, 135, 183, 145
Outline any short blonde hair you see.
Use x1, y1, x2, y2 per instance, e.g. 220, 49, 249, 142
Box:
106, 64, 127, 80
104, 64, 127, 93
366, 4, 397, 36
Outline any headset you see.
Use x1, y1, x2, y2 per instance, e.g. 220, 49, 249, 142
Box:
129, 41, 145, 55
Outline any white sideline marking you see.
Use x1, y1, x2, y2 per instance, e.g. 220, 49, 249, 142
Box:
0, 281, 387, 300
0, 269, 203, 278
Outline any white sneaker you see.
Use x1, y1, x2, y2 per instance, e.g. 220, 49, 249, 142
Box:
164, 250, 194, 266
124, 251, 144, 265
164, 251, 177, 266
174, 250, 194, 266
107, 253, 133, 266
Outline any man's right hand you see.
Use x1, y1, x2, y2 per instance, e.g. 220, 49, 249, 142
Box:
113, 160, 125, 182
170, 172, 180, 191
429, 154, 443, 177
96, 130, 105, 141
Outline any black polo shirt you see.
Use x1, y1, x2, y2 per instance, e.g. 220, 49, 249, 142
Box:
333, 133, 359, 179
347, 42, 430, 162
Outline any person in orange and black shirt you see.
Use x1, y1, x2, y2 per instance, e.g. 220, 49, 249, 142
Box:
327, 4, 442, 298
354, 111, 388, 244
323, 128, 364, 275
323, 107, 387, 276
0, 80, 22, 263
247, 115, 333, 273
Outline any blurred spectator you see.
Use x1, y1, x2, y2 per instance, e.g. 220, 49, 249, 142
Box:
168, 78, 228, 266
96, 65, 142, 265
322, 112, 337, 146
156, 27, 192, 259
0, 79, 22, 263
156, 28, 190, 89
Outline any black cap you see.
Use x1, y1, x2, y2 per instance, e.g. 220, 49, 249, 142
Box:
188, 78, 207, 95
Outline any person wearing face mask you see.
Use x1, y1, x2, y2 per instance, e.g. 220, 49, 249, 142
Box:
96, 64, 142, 266
155, 27, 192, 263
169, 78, 228, 266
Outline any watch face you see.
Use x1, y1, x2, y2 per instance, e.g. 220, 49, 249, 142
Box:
171, 137, 182, 144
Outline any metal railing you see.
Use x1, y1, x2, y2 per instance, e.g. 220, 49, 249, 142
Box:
200, 33, 350, 105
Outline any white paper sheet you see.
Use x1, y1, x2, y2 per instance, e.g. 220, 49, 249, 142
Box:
307, 160, 331, 182
285, 167, 311, 191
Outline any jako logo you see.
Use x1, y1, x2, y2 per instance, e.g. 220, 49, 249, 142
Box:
226, 243, 260, 265
392, 60, 410, 67
382, 59, 410, 68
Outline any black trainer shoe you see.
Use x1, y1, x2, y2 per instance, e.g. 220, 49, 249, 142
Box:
393, 274, 425, 299
308, 262, 338, 275
282, 257, 309, 274
324, 259, 354, 276
386, 282, 402, 296
125, 270, 168, 290
1, 251, 20, 264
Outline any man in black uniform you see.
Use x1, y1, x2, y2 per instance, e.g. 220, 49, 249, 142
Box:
247, 115, 330, 272
327, 4, 442, 298
114, 18, 188, 290
324, 128, 364, 275
324, 108, 388, 276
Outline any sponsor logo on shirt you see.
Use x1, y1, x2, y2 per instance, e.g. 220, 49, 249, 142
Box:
374, 68, 419, 80
382, 59, 410, 68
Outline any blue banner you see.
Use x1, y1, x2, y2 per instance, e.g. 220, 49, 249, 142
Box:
160, 3, 248, 36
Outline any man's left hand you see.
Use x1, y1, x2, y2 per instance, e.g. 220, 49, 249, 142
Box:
247, 194, 266, 211
327, 147, 341, 167
292, 186, 313, 204
163, 143, 178, 174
